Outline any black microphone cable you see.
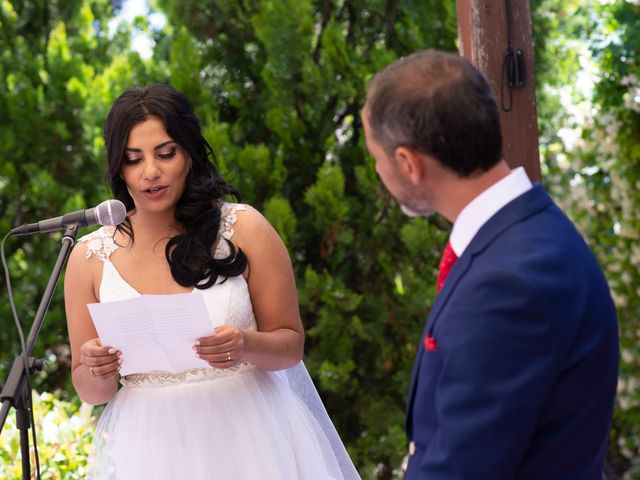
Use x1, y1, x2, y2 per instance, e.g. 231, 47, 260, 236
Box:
1, 231, 41, 480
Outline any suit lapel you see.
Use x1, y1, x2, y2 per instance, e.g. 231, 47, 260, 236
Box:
404, 184, 552, 436
425, 184, 551, 331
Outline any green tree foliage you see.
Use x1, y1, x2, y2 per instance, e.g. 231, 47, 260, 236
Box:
0, 0, 159, 394
156, 1, 458, 476
2, 1, 639, 478
0, 391, 95, 479
1, 0, 106, 393
534, 0, 640, 477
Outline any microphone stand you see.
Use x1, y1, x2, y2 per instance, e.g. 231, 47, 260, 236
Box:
0, 224, 79, 479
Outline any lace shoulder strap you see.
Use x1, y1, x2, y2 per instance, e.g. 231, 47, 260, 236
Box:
214, 202, 247, 258
219, 202, 247, 240
77, 225, 119, 262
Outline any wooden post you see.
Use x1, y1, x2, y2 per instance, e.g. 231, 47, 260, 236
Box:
456, 0, 541, 182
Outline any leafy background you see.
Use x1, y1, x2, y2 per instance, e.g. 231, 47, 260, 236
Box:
0, 0, 638, 478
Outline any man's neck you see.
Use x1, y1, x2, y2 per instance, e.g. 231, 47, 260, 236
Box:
438, 160, 512, 223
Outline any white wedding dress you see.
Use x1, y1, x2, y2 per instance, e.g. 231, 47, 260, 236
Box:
78, 202, 360, 480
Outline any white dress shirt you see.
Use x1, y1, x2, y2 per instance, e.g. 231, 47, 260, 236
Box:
449, 167, 533, 257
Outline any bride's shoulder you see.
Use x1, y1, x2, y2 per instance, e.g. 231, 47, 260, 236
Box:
219, 202, 277, 246
219, 201, 260, 235
67, 226, 114, 286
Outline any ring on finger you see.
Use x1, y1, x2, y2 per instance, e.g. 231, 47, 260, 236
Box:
226, 352, 231, 361
89, 366, 95, 376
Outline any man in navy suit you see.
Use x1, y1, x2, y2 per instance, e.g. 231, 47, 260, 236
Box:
362, 49, 619, 479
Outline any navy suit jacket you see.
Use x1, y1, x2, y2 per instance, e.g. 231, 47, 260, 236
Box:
404, 185, 619, 479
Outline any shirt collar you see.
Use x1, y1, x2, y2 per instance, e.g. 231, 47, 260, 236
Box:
449, 167, 532, 256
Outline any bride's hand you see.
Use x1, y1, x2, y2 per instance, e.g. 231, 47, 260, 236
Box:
195, 325, 245, 369
80, 338, 122, 380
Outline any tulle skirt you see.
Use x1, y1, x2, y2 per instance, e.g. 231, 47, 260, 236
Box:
87, 365, 356, 479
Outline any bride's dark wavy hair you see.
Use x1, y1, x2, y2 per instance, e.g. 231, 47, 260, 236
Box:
103, 83, 247, 289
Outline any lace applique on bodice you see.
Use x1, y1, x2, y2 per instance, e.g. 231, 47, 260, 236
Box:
77, 202, 256, 387
78, 202, 247, 262
213, 202, 246, 259
81, 225, 118, 262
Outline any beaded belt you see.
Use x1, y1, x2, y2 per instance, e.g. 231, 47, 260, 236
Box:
120, 361, 256, 387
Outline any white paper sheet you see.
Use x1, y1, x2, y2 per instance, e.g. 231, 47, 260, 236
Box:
87, 292, 213, 375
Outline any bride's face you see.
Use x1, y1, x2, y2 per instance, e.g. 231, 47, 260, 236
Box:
121, 116, 191, 216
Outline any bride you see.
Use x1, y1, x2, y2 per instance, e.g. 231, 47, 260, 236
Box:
64, 83, 360, 479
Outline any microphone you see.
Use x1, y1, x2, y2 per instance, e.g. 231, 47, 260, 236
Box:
10, 199, 127, 235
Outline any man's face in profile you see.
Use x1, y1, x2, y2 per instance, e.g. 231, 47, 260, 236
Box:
362, 109, 435, 217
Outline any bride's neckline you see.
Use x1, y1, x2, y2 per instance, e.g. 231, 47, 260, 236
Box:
103, 259, 197, 297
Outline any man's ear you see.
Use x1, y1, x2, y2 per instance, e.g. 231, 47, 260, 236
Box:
394, 146, 425, 185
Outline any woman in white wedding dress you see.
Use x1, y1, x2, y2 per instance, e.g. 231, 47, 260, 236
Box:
64, 84, 360, 479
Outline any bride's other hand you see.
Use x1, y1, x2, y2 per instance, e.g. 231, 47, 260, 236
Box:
195, 325, 245, 368
80, 338, 122, 379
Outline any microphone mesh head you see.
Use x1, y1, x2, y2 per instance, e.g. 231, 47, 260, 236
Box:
96, 200, 127, 226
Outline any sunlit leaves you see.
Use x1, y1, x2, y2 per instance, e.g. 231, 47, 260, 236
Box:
0, 391, 95, 479
534, 0, 640, 474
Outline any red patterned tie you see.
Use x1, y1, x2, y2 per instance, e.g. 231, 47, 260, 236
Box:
425, 241, 458, 352
436, 241, 458, 294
